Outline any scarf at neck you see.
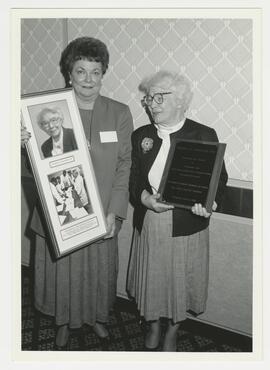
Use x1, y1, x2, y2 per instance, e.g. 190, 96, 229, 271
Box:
149, 119, 185, 194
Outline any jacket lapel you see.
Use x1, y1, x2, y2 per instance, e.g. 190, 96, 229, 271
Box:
172, 118, 201, 141
62, 127, 69, 153
140, 124, 162, 176
90, 95, 104, 148
46, 137, 53, 157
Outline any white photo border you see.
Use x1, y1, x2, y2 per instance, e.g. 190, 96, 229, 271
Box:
9, 5, 264, 366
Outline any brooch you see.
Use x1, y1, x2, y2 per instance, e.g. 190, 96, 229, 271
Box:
141, 137, 153, 154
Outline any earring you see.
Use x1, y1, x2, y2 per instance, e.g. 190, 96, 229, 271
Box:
69, 80, 72, 85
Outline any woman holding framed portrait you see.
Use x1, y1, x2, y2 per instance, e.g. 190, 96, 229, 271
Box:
21, 36, 133, 347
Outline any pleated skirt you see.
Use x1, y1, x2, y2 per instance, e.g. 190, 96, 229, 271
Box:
127, 210, 209, 323
34, 235, 118, 328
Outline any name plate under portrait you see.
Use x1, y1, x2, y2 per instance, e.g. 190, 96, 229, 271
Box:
158, 139, 226, 213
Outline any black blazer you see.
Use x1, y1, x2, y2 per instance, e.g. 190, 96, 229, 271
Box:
41, 127, 78, 158
129, 118, 228, 236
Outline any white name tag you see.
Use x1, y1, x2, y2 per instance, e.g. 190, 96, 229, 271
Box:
100, 131, 118, 143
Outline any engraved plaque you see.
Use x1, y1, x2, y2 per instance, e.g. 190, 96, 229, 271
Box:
158, 139, 226, 212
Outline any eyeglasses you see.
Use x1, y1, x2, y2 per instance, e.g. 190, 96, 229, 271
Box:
142, 92, 172, 106
41, 117, 61, 128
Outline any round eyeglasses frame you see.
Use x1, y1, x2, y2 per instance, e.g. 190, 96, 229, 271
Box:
41, 117, 62, 128
142, 92, 172, 107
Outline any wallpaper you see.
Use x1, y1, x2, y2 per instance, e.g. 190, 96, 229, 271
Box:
21, 18, 253, 182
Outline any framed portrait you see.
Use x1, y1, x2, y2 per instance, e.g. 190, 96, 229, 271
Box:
21, 88, 107, 258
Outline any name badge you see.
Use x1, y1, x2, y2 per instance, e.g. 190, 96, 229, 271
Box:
100, 131, 118, 143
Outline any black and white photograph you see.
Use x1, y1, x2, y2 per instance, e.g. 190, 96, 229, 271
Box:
48, 165, 93, 226
27, 100, 78, 159
21, 88, 108, 259
7, 4, 266, 367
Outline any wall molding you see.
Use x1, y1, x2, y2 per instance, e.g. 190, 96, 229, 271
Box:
213, 211, 253, 225
228, 178, 253, 190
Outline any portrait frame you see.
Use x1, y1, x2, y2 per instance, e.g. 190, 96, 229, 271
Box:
21, 88, 107, 258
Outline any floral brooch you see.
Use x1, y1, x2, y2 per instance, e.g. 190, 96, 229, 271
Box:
141, 137, 153, 154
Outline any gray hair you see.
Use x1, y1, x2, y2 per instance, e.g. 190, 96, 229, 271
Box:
37, 106, 64, 128
139, 70, 193, 112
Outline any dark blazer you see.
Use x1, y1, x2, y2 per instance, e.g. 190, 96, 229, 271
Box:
129, 118, 228, 237
85, 95, 133, 219
41, 127, 77, 158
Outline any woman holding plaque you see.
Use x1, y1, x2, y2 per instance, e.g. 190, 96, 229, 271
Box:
21, 37, 133, 347
127, 70, 228, 351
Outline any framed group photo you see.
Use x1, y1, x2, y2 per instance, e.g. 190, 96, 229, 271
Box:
21, 88, 107, 258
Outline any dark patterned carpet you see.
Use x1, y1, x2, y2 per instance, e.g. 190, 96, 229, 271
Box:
21, 266, 252, 352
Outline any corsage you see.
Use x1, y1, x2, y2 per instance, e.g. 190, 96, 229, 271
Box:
141, 137, 153, 154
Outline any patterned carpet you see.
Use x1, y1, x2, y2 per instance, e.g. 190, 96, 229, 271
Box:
21, 266, 252, 352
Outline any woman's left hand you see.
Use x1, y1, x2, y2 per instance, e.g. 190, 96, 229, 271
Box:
104, 213, 116, 239
191, 201, 217, 218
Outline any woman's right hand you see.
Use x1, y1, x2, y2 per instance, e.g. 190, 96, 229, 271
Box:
21, 125, 31, 148
141, 190, 174, 213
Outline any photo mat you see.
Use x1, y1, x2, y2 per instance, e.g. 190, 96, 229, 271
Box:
21, 88, 107, 258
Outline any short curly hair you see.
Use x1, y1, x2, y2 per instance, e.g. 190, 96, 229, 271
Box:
139, 70, 193, 114
37, 106, 63, 129
59, 37, 110, 87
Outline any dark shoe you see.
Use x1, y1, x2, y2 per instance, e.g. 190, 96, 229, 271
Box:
56, 325, 69, 347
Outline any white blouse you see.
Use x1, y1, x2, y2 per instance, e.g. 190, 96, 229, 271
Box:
148, 119, 185, 194
51, 127, 64, 156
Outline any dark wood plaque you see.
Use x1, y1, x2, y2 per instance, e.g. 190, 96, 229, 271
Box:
158, 139, 226, 212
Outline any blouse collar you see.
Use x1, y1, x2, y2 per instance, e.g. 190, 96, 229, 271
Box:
155, 118, 186, 139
